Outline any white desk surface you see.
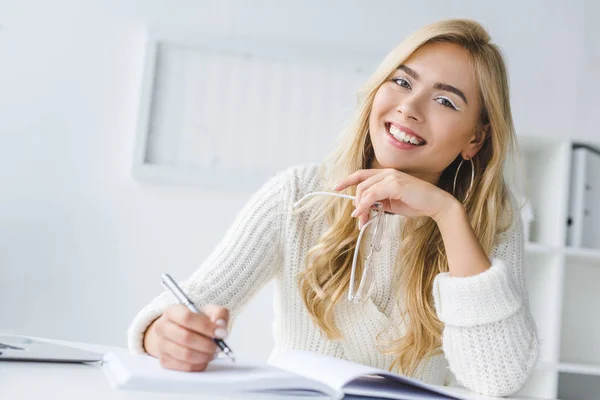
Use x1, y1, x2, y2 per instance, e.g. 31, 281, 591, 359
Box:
1, 337, 558, 400
1, 338, 272, 400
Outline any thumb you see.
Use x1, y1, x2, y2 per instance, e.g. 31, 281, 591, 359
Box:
201, 304, 230, 328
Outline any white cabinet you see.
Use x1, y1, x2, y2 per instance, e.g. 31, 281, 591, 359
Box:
516, 136, 600, 399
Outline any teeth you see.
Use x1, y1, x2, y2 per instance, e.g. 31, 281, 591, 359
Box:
388, 124, 424, 145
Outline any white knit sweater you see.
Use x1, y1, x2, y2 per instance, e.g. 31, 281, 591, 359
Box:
128, 164, 538, 397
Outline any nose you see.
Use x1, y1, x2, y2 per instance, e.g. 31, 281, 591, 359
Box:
395, 91, 425, 122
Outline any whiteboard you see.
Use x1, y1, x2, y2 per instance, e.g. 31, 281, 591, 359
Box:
132, 28, 377, 191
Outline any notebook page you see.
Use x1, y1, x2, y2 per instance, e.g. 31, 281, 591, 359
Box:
269, 350, 382, 391
103, 349, 335, 397
270, 350, 459, 397
270, 351, 489, 400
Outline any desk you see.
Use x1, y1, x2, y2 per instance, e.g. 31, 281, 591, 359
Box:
1, 338, 558, 400
2, 339, 203, 400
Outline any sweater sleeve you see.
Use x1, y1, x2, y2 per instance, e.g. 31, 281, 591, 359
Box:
127, 169, 290, 354
432, 202, 539, 397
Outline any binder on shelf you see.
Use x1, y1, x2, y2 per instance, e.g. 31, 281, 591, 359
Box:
567, 145, 600, 250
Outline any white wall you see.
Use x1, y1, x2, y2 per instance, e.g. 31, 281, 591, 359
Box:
0, 0, 596, 361
580, 0, 600, 137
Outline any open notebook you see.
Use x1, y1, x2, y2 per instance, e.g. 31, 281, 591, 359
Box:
102, 349, 536, 400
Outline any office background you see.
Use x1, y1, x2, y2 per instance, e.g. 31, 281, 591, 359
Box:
0, 0, 598, 397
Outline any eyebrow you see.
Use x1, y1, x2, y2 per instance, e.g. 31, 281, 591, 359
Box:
396, 64, 469, 105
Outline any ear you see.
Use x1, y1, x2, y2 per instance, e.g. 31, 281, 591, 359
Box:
461, 124, 489, 160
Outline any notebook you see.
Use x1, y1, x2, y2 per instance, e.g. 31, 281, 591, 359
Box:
102, 349, 540, 400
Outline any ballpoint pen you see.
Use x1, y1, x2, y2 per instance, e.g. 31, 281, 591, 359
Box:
160, 273, 236, 362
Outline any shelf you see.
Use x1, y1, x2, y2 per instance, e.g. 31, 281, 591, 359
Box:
515, 136, 600, 399
525, 242, 561, 255
564, 246, 600, 263
559, 362, 600, 376
523, 243, 600, 263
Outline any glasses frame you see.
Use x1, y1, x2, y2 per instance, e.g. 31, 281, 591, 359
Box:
293, 191, 386, 303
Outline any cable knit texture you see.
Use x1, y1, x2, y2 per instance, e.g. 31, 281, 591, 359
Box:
128, 164, 538, 397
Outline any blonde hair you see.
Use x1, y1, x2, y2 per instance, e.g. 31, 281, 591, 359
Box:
297, 18, 516, 376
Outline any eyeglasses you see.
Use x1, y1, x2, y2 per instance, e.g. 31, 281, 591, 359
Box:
293, 192, 387, 303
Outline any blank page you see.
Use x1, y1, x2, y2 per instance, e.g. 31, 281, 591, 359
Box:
103, 349, 334, 397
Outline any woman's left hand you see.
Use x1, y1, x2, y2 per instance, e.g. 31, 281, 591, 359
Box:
333, 168, 458, 228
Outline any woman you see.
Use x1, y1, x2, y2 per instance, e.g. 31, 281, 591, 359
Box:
128, 18, 538, 396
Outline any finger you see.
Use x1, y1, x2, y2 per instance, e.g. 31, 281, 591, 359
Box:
354, 174, 396, 223
358, 213, 369, 231
158, 352, 209, 372
355, 177, 398, 218
159, 338, 216, 365
201, 304, 230, 329
333, 169, 380, 192
165, 304, 220, 339
158, 320, 218, 354
355, 173, 389, 209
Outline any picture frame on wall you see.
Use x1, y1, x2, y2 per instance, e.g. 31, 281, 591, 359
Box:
131, 27, 376, 191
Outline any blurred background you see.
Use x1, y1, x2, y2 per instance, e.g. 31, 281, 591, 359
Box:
1, 1, 599, 398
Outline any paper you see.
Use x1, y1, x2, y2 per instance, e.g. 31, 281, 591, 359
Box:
103, 349, 335, 397
270, 349, 382, 390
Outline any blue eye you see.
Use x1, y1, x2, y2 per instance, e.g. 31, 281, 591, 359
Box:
435, 96, 459, 111
391, 77, 411, 89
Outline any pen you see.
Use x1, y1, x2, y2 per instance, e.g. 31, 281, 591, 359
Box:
160, 273, 236, 362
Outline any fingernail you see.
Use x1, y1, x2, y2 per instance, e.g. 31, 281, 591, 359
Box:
213, 352, 220, 360
214, 328, 228, 339
332, 184, 338, 191
215, 319, 227, 328
358, 220, 363, 230
351, 209, 357, 218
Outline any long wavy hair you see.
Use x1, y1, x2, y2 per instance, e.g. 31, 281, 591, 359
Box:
297, 19, 516, 376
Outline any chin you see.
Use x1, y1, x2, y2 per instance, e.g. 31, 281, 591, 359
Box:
371, 153, 406, 171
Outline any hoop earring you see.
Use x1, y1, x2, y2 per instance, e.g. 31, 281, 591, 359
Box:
453, 157, 475, 203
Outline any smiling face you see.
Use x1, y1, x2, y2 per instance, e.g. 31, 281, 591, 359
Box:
368, 41, 487, 184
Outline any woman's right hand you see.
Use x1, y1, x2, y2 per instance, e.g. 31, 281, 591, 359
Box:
143, 304, 230, 372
